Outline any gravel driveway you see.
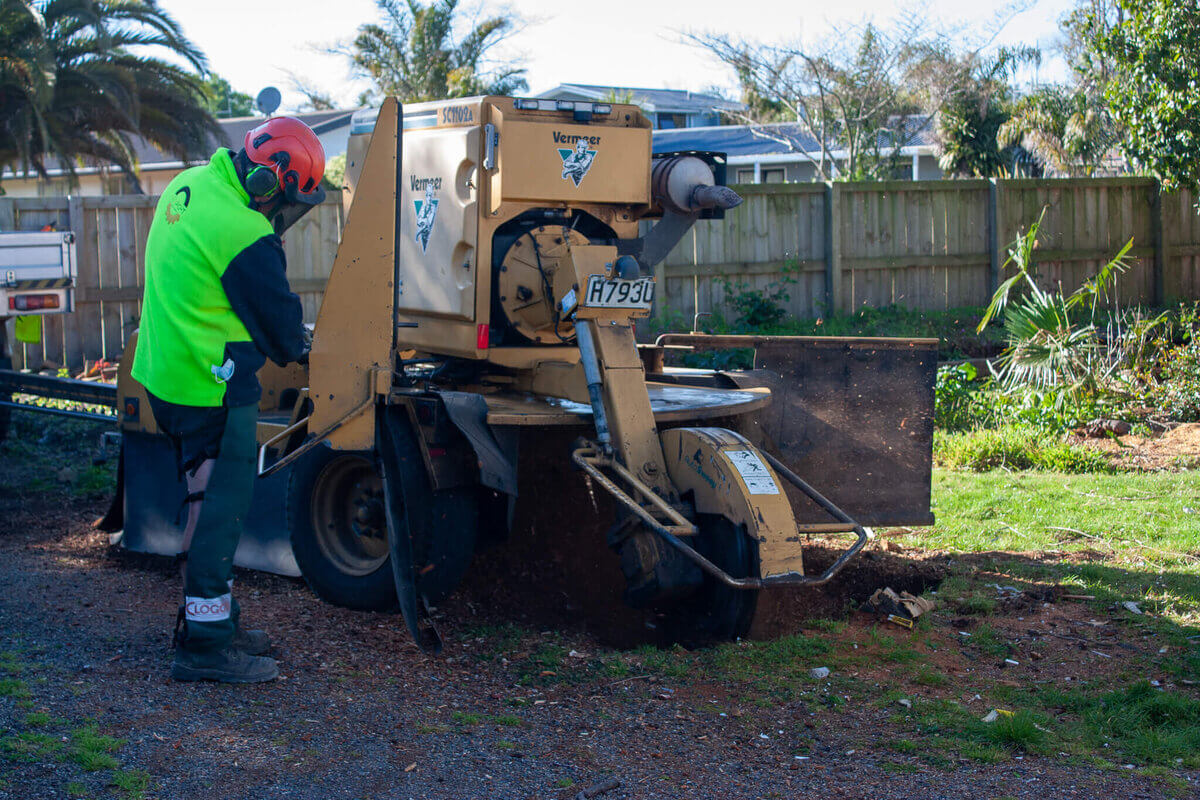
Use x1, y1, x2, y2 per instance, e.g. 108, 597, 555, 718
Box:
0, 485, 1187, 800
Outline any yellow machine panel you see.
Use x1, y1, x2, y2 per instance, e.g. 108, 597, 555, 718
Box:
397, 125, 480, 320
488, 111, 651, 211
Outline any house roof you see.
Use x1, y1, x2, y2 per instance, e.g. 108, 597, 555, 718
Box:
651, 117, 938, 157
536, 83, 745, 115
131, 108, 355, 169
3, 109, 356, 181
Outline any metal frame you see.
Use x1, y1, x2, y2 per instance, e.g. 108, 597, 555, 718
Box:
0, 399, 116, 424
571, 437, 872, 590
0, 369, 117, 406
0, 368, 118, 424
571, 442, 697, 537
256, 396, 374, 479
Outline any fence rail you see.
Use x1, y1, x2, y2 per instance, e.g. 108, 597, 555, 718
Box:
4, 176, 1200, 371
654, 177, 1195, 324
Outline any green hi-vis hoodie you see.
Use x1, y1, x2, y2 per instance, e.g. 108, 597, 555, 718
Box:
132, 149, 306, 408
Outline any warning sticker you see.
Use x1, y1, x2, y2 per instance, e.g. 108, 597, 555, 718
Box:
724, 450, 780, 495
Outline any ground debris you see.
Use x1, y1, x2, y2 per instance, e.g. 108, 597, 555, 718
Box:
573, 777, 620, 799
1079, 419, 1132, 438
863, 587, 934, 626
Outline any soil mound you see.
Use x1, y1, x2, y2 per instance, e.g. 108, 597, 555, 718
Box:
1076, 422, 1200, 471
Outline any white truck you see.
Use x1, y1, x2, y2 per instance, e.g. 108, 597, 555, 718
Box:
1, 230, 76, 317
0, 230, 81, 440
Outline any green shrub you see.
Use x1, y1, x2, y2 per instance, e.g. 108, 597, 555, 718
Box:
1147, 338, 1200, 422
935, 363, 982, 431
935, 428, 1115, 473
716, 268, 796, 329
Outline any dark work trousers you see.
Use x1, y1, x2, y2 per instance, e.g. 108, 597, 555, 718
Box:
148, 395, 258, 654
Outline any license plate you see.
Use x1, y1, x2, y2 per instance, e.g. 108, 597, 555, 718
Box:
583, 275, 655, 310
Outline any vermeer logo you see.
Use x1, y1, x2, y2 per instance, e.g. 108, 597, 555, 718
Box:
557, 137, 598, 187
413, 182, 439, 253
164, 186, 190, 224
410, 175, 442, 192
553, 131, 601, 146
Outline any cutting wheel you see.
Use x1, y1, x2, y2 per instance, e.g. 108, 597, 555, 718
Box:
658, 514, 759, 643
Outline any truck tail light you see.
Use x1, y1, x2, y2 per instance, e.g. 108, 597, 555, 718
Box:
476, 323, 489, 350
8, 294, 60, 311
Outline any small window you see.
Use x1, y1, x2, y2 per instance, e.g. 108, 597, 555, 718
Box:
101, 172, 135, 194
657, 113, 687, 129
762, 168, 786, 184
37, 180, 68, 198
735, 168, 755, 184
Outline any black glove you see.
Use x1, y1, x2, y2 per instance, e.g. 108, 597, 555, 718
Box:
297, 326, 313, 365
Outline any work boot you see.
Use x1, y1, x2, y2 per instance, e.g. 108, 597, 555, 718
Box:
171, 646, 279, 684
177, 604, 272, 656
231, 624, 272, 656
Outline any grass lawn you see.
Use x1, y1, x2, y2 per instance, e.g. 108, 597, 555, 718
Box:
903, 470, 1200, 626
920, 469, 1200, 557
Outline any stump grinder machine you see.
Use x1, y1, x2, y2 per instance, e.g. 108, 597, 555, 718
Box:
102, 97, 937, 650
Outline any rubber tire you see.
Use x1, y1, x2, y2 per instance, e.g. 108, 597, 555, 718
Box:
661, 514, 759, 644
288, 445, 397, 612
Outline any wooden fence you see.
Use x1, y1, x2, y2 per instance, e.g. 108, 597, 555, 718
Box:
656, 177, 1200, 323
5, 177, 1200, 371
1, 195, 343, 371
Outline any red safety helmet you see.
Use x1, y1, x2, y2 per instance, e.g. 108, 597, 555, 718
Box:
243, 116, 326, 206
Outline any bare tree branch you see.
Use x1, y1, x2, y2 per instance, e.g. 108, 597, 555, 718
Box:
684, 1, 1039, 181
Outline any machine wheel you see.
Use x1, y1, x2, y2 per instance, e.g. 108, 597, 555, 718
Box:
288, 446, 397, 611
661, 514, 759, 643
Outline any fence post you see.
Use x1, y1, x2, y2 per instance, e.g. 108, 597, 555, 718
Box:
987, 179, 1001, 296
1151, 181, 1165, 306
824, 182, 842, 313
67, 195, 82, 237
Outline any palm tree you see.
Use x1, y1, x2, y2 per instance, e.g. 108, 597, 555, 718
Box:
978, 209, 1133, 400
345, 0, 527, 103
0, 0, 220, 192
997, 85, 1121, 178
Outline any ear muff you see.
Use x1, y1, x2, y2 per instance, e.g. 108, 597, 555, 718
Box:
244, 165, 278, 199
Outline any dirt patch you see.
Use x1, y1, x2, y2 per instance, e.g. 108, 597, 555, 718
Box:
1075, 422, 1200, 471
458, 425, 952, 647
747, 545, 949, 639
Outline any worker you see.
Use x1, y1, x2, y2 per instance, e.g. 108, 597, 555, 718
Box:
130, 117, 326, 683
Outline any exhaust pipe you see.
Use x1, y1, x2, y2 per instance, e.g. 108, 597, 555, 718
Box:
651, 156, 743, 215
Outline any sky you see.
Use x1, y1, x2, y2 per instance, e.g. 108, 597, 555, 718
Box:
159, 0, 1081, 114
